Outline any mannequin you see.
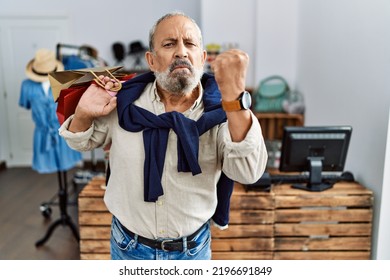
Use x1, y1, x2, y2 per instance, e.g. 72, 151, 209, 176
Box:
19, 48, 82, 246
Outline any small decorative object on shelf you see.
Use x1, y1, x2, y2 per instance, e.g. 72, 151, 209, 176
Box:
205, 43, 221, 74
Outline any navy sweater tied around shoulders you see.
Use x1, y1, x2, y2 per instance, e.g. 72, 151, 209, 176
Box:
114, 71, 234, 227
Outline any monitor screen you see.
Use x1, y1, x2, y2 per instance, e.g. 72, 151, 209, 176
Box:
279, 126, 352, 191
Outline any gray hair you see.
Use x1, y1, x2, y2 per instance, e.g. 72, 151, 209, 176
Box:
148, 11, 203, 52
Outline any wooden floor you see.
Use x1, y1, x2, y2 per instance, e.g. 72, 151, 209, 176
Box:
0, 167, 83, 260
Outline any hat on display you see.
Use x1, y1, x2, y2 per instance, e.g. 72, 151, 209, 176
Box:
25, 48, 64, 82
80, 45, 99, 58
112, 42, 125, 63
129, 41, 147, 55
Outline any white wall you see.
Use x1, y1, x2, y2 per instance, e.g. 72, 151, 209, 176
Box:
201, 0, 298, 88
0, 38, 7, 163
1, 0, 200, 66
377, 108, 390, 259
296, 0, 390, 258
201, 0, 257, 87
254, 0, 298, 88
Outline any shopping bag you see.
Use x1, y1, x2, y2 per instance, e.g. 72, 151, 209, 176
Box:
56, 86, 86, 125
48, 66, 124, 102
50, 66, 136, 124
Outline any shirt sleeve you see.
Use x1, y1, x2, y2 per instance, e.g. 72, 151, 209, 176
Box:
219, 112, 268, 184
58, 113, 112, 152
19, 80, 31, 109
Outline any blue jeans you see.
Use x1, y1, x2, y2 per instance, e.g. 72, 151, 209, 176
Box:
110, 216, 211, 260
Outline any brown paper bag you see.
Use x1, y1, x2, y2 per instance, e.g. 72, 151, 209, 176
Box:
49, 66, 136, 124
48, 66, 124, 101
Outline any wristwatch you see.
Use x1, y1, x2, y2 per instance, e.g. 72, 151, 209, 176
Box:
221, 91, 252, 112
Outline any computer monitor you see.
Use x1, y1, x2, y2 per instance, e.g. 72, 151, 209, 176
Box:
279, 126, 352, 191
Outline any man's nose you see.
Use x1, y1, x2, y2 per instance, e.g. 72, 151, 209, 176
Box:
174, 42, 188, 58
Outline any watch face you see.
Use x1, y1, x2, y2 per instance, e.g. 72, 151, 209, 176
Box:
241, 91, 252, 109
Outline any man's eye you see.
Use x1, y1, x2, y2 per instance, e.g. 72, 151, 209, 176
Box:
163, 43, 174, 47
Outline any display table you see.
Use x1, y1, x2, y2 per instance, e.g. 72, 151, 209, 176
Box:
78, 177, 373, 260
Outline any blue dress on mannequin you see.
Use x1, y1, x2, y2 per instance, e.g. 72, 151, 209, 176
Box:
19, 79, 82, 174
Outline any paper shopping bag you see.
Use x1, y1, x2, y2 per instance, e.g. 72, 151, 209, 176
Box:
52, 67, 136, 124
56, 86, 86, 125
48, 66, 124, 102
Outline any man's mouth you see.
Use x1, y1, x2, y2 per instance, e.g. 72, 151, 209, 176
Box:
172, 65, 190, 71
170, 60, 193, 73
174, 65, 188, 69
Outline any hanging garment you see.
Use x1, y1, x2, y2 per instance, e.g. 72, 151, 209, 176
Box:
61, 54, 96, 70
19, 79, 82, 173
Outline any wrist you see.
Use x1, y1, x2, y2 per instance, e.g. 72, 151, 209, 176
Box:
74, 107, 94, 123
221, 91, 252, 112
69, 110, 94, 132
220, 88, 245, 101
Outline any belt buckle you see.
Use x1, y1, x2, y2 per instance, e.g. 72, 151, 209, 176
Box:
161, 239, 174, 252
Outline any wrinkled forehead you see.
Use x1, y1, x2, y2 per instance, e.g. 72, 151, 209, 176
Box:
154, 15, 202, 44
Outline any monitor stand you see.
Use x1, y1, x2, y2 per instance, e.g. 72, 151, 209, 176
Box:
292, 157, 333, 192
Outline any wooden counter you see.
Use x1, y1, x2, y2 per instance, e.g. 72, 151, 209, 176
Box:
78, 178, 373, 260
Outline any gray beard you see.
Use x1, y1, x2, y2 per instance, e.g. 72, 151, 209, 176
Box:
154, 60, 203, 95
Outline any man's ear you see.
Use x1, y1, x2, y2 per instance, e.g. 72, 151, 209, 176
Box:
145, 51, 155, 71
202, 50, 207, 66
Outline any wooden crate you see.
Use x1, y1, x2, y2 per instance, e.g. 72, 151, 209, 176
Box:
78, 179, 274, 260
272, 182, 373, 260
78, 177, 111, 260
254, 113, 304, 140
78, 178, 373, 260
211, 183, 274, 260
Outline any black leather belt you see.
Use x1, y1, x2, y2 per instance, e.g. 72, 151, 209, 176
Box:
118, 221, 206, 252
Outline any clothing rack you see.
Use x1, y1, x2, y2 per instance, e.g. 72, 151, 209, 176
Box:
56, 43, 88, 60
56, 42, 107, 68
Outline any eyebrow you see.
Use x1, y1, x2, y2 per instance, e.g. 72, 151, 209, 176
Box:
162, 38, 177, 43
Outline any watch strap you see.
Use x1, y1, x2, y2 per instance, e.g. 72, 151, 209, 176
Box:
221, 99, 242, 112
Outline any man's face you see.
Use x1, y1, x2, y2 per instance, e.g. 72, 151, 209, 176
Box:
146, 15, 207, 94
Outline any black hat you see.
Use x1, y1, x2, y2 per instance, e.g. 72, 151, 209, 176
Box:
112, 42, 125, 62
129, 41, 147, 55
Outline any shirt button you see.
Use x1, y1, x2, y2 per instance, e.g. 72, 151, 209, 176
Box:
157, 200, 163, 206
159, 230, 165, 234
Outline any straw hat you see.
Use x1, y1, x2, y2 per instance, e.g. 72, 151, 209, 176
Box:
25, 48, 64, 82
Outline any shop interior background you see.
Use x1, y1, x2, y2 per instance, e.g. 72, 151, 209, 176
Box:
0, 0, 389, 259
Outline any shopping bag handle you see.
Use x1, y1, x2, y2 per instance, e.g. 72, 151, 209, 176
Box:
89, 69, 122, 92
